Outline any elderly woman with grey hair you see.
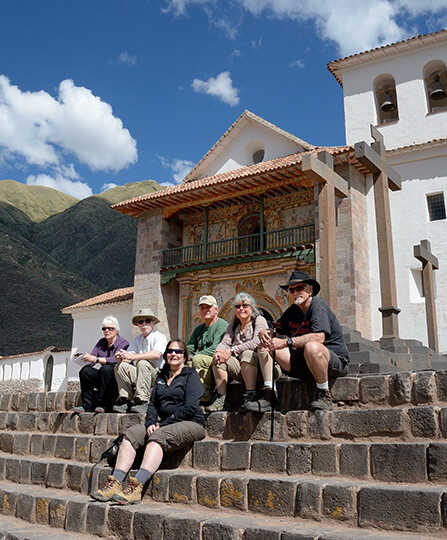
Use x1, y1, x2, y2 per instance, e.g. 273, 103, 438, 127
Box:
207, 292, 279, 412
74, 316, 129, 414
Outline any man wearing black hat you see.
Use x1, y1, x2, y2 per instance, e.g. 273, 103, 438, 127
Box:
258, 270, 349, 411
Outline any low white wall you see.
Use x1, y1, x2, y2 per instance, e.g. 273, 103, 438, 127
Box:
0, 349, 70, 392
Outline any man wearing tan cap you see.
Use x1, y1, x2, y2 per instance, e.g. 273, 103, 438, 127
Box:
187, 295, 228, 405
113, 308, 168, 413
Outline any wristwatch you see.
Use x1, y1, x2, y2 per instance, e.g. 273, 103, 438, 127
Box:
287, 337, 293, 348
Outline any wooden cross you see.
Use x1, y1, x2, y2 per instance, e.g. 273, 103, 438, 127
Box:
355, 125, 402, 339
414, 239, 439, 352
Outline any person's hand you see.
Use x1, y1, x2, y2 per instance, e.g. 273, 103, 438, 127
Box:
214, 349, 231, 365
146, 423, 159, 436
259, 329, 272, 348
117, 349, 132, 363
269, 337, 288, 351
83, 353, 96, 363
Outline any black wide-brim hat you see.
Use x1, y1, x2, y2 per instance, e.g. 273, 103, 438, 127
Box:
280, 270, 320, 295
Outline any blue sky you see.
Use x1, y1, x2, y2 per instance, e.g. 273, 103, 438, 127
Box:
1, 0, 446, 199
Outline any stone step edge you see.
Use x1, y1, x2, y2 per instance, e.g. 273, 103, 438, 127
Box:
2, 369, 447, 412
2, 404, 447, 442
2, 437, 447, 485
0, 480, 441, 539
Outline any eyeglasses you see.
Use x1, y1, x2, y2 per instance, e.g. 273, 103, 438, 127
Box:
137, 319, 153, 325
102, 327, 115, 331
166, 348, 184, 354
288, 284, 307, 292
234, 303, 251, 310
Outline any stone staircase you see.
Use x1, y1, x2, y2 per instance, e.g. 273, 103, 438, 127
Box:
0, 371, 446, 538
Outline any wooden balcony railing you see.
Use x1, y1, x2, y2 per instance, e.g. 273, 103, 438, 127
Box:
161, 223, 314, 268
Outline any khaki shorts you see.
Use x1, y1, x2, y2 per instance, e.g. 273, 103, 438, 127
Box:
124, 421, 205, 453
218, 349, 281, 382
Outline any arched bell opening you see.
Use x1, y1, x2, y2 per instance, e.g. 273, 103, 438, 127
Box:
423, 60, 447, 114
374, 74, 399, 124
43, 354, 54, 392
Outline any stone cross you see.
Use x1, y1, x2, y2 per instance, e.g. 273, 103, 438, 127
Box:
355, 125, 402, 340
414, 239, 439, 352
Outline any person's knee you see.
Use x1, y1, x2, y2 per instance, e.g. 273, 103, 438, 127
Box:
304, 341, 328, 364
240, 349, 258, 367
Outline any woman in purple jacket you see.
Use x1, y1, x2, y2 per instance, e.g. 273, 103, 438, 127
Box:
74, 316, 129, 413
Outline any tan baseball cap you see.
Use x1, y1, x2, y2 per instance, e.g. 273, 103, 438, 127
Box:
198, 295, 218, 307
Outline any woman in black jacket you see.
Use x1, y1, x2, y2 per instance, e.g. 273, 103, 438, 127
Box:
91, 338, 205, 505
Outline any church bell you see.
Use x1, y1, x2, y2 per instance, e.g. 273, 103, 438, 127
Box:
429, 74, 446, 101
380, 91, 395, 112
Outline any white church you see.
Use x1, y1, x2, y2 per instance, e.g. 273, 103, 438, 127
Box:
4, 29, 447, 390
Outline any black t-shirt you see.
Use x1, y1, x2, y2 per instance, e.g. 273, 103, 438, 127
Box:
277, 296, 349, 361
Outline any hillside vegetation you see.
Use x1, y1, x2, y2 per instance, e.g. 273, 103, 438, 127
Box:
0, 179, 163, 355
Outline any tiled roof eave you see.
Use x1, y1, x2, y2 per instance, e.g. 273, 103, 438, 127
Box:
328, 29, 447, 86
112, 146, 359, 216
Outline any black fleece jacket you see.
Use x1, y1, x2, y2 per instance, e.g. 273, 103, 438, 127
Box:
145, 366, 205, 428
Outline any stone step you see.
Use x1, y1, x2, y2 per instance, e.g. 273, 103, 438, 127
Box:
0, 406, 446, 456
0, 478, 443, 537
2, 438, 447, 488
0, 515, 99, 539
1, 369, 447, 414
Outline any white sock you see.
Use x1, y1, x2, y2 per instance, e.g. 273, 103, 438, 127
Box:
316, 381, 329, 391
263, 380, 273, 389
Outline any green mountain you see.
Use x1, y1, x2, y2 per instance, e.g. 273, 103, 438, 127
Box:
0, 179, 163, 356
0, 180, 78, 222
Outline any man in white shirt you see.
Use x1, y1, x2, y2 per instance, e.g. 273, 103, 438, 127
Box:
113, 308, 168, 413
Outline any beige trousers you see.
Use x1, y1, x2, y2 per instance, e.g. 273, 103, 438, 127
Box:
114, 360, 157, 402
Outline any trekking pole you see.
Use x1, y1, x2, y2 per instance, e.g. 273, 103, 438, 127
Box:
270, 327, 276, 442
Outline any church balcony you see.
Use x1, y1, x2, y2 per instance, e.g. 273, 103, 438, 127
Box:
161, 223, 315, 270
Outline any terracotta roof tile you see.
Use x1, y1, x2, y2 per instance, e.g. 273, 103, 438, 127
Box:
62, 287, 134, 312
112, 145, 353, 213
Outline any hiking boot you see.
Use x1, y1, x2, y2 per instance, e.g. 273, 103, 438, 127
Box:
244, 388, 276, 413
239, 390, 257, 412
112, 476, 144, 505
91, 475, 122, 502
205, 393, 226, 412
129, 401, 148, 414
310, 388, 333, 411
73, 405, 87, 414
112, 401, 129, 413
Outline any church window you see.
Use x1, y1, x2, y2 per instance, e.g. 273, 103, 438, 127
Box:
426, 193, 446, 221
423, 61, 447, 114
374, 75, 399, 124
252, 149, 265, 164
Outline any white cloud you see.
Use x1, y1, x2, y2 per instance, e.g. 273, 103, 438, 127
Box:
0, 76, 137, 171
289, 59, 305, 68
101, 182, 119, 191
26, 173, 93, 199
162, 0, 211, 16
117, 51, 137, 66
159, 156, 195, 184
239, 0, 447, 55
192, 71, 240, 106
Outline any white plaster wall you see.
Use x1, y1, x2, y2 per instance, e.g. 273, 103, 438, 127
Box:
198, 122, 302, 179
341, 41, 447, 148
66, 302, 133, 381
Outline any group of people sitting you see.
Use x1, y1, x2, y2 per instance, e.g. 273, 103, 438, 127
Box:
78, 271, 349, 505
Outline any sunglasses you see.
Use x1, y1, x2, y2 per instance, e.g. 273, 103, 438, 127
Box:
288, 284, 307, 292
137, 319, 153, 325
235, 303, 251, 310
102, 327, 115, 331
166, 348, 184, 354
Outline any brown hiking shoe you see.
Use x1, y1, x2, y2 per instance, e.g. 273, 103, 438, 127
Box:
91, 475, 122, 502
112, 476, 143, 505
310, 388, 333, 411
